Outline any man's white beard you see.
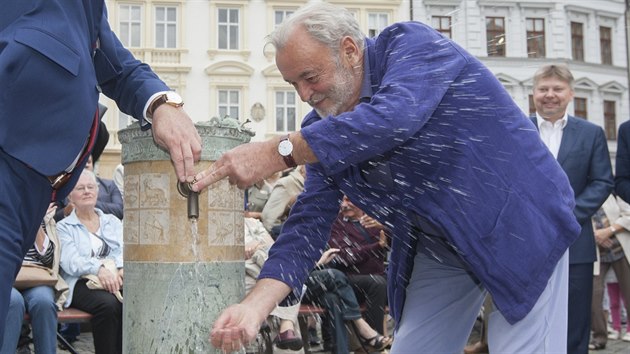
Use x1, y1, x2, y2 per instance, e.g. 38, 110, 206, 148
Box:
314, 64, 357, 118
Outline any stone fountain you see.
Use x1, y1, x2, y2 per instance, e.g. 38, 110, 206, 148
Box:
118, 117, 254, 353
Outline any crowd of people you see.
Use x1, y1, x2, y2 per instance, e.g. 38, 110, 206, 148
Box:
4, 1, 630, 354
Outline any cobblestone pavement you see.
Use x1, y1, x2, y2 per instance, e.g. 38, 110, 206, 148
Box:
594, 337, 630, 354
17, 325, 630, 353
463, 318, 630, 354
57, 334, 94, 354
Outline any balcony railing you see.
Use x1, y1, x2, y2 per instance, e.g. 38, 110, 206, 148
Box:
128, 48, 188, 65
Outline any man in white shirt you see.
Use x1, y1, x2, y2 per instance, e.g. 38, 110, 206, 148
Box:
530, 64, 613, 353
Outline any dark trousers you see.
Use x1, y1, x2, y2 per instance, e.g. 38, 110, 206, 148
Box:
71, 279, 123, 354
591, 258, 630, 345
303, 269, 362, 354
567, 262, 594, 354
0, 150, 50, 347
348, 274, 387, 333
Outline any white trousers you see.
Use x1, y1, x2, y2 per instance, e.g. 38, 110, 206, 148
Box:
391, 239, 569, 354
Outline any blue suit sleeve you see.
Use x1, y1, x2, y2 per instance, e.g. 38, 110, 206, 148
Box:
616, 122, 630, 203
573, 127, 613, 225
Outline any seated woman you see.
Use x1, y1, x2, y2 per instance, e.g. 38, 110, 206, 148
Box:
1, 204, 67, 353
57, 169, 124, 354
245, 217, 303, 350
304, 249, 392, 353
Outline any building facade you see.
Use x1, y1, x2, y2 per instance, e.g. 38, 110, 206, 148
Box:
99, 0, 628, 176
413, 0, 628, 162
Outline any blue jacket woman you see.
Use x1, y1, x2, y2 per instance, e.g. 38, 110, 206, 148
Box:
58, 170, 123, 354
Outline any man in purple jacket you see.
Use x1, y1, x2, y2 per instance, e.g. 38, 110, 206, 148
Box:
197, 3, 580, 353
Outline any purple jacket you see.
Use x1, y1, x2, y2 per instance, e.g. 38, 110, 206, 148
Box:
260, 21, 580, 326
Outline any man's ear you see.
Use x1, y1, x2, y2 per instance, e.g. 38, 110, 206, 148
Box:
341, 36, 360, 64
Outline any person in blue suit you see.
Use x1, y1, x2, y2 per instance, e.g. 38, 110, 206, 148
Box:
530, 64, 613, 353
200, 3, 581, 353
0, 0, 202, 345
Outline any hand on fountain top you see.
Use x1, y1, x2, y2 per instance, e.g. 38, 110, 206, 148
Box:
150, 105, 202, 183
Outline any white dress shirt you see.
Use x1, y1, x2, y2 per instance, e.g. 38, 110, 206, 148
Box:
536, 112, 568, 159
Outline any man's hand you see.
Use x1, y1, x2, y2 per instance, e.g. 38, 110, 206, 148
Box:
210, 279, 290, 351
151, 105, 202, 183
378, 230, 389, 249
594, 227, 614, 248
359, 215, 383, 230
192, 140, 285, 191
317, 248, 340, 266
209, 303, 264, 352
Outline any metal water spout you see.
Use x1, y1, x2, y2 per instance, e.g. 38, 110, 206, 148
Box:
177, 181, 199, 219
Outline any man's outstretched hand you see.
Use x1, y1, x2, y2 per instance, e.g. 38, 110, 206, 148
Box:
192, 140, 285, 191
209, 303, 263, 352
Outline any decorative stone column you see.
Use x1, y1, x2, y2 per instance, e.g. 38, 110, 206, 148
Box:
118, 117, 254, 353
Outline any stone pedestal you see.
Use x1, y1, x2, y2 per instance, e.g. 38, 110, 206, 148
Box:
118, 118, 254, 353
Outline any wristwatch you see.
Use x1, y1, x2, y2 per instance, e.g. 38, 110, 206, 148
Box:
278, 134, 297, 168
146, 91, 184, 122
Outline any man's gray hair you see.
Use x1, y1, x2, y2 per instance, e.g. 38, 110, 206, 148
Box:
267, 3, 365, 57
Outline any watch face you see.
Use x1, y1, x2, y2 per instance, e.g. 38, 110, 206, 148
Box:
278, 139, 293, 156
165, 91, 184, 105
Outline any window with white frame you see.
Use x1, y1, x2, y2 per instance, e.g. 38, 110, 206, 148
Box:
368, 12, 388, 38
274, 9, 294, 28
574, 97, 587, 119
275, 90, 297, 132
486, 17, 506, 57
432, 16, 452, 39
218, 8, 239, 50
526, 17, 545, 58
155, 6, 177, 48
604, 100, 617, 140
119, 4, 142, 47
218, 89, 240, 119
571, 22, 584, 62
600, 26, 612, 65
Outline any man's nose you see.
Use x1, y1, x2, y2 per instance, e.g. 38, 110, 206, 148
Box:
295, 82, 312, 102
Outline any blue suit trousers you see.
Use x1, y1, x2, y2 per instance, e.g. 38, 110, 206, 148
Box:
0, 149, 50, 346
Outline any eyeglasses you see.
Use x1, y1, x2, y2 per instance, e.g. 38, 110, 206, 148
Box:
74, 184, 98, 193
